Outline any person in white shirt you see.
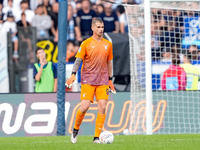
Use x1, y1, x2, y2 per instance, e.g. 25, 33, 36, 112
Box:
2, 11, 19, 59
14, 0, 35, 23
116, 5, 128, 33
2, 0, 18, 20
3, 0, 22, 11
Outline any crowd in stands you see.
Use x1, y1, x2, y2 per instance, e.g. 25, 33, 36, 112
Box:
150, 2, 200, 63
0, 0, 139, 61
1, 0, 200, 92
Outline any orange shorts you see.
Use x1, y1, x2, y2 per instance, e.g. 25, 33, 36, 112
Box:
81, 84, 109, 102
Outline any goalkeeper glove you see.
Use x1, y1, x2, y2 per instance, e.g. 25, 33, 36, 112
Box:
109, 77, 116, 94
65, 73, 76, 88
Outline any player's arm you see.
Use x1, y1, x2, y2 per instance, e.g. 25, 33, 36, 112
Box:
54, 79, 57, 92
65, 58, 83, 88
108, 60, 116, 94
108, 60, 112, 77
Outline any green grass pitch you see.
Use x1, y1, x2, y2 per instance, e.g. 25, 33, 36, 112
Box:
0, 134, 199, 150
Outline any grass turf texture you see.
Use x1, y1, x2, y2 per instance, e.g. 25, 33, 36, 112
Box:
0, 134, 199, 150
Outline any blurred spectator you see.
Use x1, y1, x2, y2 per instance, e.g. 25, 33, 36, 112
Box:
180, 53, 200, 90
66, 41, 75, 63
188, 45, 200, 60
14, 0, 35, 23
151, 24, 161, 61
0, 3, 3, 28
32, 4, 52, 39
75, 1, 82, 13
1, 11, 19, 59
17, 12, 30, 27
69, 41, 80, 62
29, 0, 41, 11
34, 47, 57, 92
68, 0, 76, 12
99, 3, 119, 33
2, 0, 18, 21
161, 47, 172, 62
30, 0, 56, 10
67, 4, 82, 42
96, 3, 103, 16
91, 3, 97, 14
171, 44, 184, 63
17, 12, 33, 63
3, 0, 22, 10
76, 0, 97, 37
189, 45, 198, 53
116, 5, 128, 33
161, 54, 187, 90
160, 20, 181, 49
43, 0, 52, 15
49, 2, 59, 41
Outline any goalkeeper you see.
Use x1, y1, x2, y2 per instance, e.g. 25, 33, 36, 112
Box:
66, 18, 116, 144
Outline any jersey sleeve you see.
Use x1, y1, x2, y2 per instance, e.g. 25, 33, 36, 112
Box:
108, 43, 113, 61
33, 65, 37, 78
75, 41, 87, 60
52, 63, 57, 78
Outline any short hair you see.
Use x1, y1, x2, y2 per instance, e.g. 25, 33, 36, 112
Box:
172, 54, 180, 65
117, 5, 125, 14
92, 18, 103, 26
189, 44, 198, 49
20, 0, 28, 5
35, 47, 44, 54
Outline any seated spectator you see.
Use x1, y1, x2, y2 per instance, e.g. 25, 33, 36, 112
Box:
66, 41, 75, 63
14, 0, 35, 23
180, 53, 200, 90
116, 5, 128, 33
161, 47, 172, 62
32, 4, 52, 39
2, 0, 18, 21
67, 4, 82, 42
1, 11, 19, 59
99, 3, 119, 33
161, 54, 187, 91
17, 12, 33, 63
34, 47, 57, 92
3, 0, 22, 11
77, 0, 97, 37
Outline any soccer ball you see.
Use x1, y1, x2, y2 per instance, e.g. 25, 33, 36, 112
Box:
99, 131, 114, 144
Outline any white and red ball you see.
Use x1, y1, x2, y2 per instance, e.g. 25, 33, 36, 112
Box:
99, 131, 114, 144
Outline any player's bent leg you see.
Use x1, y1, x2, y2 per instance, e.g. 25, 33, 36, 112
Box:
93, 99, 108, 143
71, 100, 91, 144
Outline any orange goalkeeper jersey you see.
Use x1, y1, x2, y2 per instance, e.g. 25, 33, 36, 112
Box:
76, 37, 113, 85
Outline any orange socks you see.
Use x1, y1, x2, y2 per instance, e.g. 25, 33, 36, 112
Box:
74, 109, 86, 130
94, 113, 106, 137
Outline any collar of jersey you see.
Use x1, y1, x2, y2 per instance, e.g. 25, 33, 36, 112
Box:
92, 36, 103, 43
38, 62, 48, 69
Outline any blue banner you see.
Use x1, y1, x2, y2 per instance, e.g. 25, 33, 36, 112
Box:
182, 16, 200, 49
